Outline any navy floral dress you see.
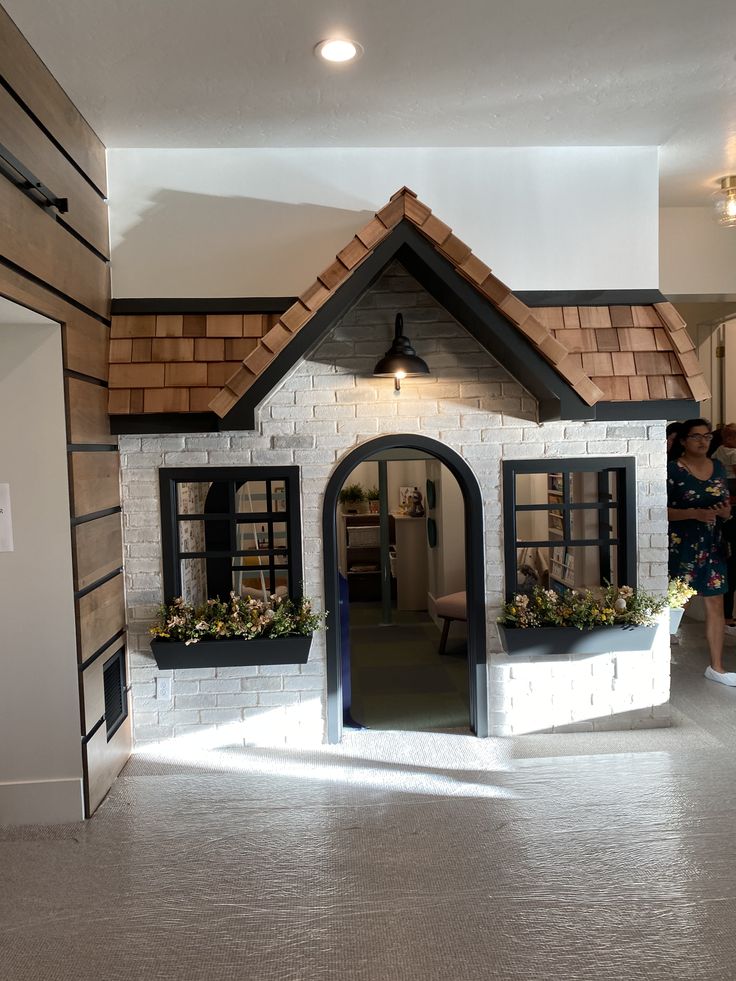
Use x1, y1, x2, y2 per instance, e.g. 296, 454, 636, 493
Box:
667, 459, 729, 595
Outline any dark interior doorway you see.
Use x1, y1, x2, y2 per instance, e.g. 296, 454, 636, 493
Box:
322, 434, 487, 743
337, 454, 469, 731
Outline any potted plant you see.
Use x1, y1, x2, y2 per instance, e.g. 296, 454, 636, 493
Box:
497, 584, 667, 656
366, 486, 380, 513
667, 578, 697, 633
338, 483, 365, 514
149, 593, 326, 670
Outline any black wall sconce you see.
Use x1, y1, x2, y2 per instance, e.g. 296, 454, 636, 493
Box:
373, 313, 430, 391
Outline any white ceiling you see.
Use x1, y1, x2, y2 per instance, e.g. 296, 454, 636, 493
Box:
5, 0, 736, 205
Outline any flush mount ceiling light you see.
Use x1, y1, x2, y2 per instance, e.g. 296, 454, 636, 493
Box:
314, 38, 363, 63
713, 176, 736, 227
373, 313, 430, 391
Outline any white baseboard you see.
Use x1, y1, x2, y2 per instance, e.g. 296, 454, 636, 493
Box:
0, 778, 84, 825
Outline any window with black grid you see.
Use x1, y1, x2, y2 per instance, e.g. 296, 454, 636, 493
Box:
159, 467, 302, 603
502, 458, 637, 599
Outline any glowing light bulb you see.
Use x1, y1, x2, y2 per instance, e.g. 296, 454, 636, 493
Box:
394, 370, 406, 391
713, 176, 736, 227
315, 39, 363, 63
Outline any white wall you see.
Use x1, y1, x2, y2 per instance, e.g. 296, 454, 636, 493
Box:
660, 207, 736, 296
0, 324, 84, 824
107, 147, 659, 296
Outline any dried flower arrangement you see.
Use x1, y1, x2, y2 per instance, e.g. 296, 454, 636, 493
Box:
150, 593, 325, 646
498, 584, 668, 631
666, 578, 697, 609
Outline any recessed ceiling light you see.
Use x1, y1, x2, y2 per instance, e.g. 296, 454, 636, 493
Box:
315, 38, 363, 63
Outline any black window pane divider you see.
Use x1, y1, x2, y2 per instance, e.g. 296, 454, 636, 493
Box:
502, 457, 637, 600
159, 466, 303, 604
515, 502, 617, 512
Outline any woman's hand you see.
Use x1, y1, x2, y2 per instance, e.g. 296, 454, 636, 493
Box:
690, 508, 718, 524
668, 506, 730, 523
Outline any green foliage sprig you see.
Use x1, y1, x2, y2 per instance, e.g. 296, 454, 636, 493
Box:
666, 577, 697, 609
338, 483, 365, 504
498, 584, 668, 631
150, 593, 326, 645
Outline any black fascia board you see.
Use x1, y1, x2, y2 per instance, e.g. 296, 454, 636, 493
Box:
516, 289, 668, 307
393, 226, 595, 421
592, 399, 699, 421
222, 219, 596, 430
110, 412, 218, 435
110, 297, 296, 315
110, 291, 667, 318
221, 226, 421, 430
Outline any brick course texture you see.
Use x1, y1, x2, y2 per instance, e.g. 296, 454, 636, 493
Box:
120, 263, 670, 746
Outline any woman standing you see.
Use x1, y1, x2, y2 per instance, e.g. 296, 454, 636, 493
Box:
668, 419, 733, 685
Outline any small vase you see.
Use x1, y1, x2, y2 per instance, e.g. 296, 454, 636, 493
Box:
669, 608, 684, 633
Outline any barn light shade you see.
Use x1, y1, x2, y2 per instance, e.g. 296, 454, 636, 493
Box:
713, 176, 736, 227
373, 313, 430, 391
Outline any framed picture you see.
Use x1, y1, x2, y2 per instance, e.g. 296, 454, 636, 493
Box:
399, 486, 425, 516
399, 486, 414, 509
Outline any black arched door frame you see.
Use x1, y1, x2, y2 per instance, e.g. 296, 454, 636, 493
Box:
322, 434, 487, 743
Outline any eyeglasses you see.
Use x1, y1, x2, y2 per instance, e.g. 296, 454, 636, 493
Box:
685, 433, 713, 442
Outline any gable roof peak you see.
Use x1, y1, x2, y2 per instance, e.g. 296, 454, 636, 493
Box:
206, 187, 706, 420
390, 186, 418, 201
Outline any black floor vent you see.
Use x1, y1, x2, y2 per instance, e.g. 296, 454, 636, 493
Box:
103, 647, 128, 740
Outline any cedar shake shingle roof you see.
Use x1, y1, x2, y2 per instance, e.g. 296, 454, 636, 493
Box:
107, 188, 707, 419
108, 313, 272, 414
208, 187, 708, 418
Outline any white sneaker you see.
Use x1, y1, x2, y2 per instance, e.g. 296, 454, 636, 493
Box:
724, 624, 736, 636
705, 666, 736, 686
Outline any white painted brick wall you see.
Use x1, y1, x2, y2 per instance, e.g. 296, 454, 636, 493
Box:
119, 263, 671, 746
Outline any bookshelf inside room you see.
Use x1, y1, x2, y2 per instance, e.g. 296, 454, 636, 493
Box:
546, 472, 608, 593
512, 462, 628, 600
547, 472, 574, 589
339, 513, 395, 602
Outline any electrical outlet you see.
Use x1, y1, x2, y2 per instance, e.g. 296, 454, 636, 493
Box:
156, 676, 172, 701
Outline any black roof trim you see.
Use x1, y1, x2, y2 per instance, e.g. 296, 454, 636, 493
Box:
110, 297, 295, 316
592, 399, 699, 421
221, 219, 597, 430
110, 290, 669, 318
516, 289, 667, 307
110, 412, 218, 435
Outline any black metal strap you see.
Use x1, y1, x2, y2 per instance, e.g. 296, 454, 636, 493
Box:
0, 141, 68, 213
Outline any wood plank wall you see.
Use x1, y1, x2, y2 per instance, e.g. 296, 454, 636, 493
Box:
0, 5, 130, 816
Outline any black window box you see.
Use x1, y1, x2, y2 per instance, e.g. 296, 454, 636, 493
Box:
150, 635, 312, 670
498, 624, 657, 657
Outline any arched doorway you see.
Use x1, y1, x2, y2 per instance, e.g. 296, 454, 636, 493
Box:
322, 434, 487, 743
